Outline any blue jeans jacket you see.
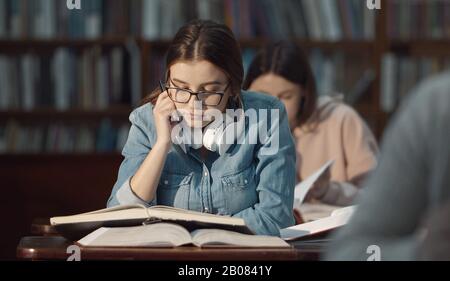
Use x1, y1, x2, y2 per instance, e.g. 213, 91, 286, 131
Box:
107, 91, 296, 236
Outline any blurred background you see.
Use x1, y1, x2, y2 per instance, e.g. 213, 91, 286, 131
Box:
1, 0, 450, 259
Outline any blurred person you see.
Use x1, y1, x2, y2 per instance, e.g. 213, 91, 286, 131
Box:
325, 71, 450, 260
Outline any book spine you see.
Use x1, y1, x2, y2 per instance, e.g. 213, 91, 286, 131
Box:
20, 54, 36, 110
142, 0, 160, 40
0, 0, 6, 38
85, 0, 102, 39
52, 48, 70, 111
302, 0, 322, 40
381, 53, 398, 112
320, 0, 343, 41
0, 55, 8, 110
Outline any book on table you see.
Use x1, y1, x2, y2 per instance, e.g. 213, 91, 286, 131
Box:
50, 204, 290, 248
77, 222, 290, 248
289, 159, 357, 241
281, 205, 356, 241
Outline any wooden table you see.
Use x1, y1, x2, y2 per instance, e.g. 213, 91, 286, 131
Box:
17, 236, 323, 261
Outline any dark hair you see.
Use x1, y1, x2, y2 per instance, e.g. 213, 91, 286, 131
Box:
142, 20, 244, 106
243, 41, 317, 127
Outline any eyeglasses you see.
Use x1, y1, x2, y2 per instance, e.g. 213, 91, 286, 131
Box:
160, 79, 230, 106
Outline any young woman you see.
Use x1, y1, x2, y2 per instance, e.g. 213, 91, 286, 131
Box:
244, 41, 378, 208
107, 21, 296, 236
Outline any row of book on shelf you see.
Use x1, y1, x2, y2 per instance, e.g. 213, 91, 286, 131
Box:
0, 45, 142, 110
3, 0, 450, 41
141, 48, 376, 107
387, 0, 450, 40
0, 46, 376, 112
0, 0, 375, 40
0, 119, 129, 154
381, 54, 450, 112
3, 47, 450, 119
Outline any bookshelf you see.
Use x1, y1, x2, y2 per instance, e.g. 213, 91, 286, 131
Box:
0, 0, 449, 172
1, 0, 450, 259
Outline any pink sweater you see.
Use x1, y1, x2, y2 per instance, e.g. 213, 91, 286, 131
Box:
293, 96, 379, 206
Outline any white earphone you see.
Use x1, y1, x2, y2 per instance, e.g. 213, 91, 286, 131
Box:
173, 112, 245, 156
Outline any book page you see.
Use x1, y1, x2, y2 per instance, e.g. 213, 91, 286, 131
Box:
280, 206, 355, 241
330, 205, 356, 217
294, 160, 335, 209
190, 229, 290, 248
149, 205, 234, 218
51, 207, 149, 225
61, 204, 147, 217
145, 207, 247, 227
298, 202, 342, 222
77, 223, 192, 247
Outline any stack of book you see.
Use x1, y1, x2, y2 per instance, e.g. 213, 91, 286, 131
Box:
50, 205, 291, 248
50, 203, 354, 248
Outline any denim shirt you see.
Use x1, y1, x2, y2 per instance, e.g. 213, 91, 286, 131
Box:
107, 90, 296, 236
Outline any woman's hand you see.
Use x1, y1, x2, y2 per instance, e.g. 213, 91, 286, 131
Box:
153, 91, 177, 148
293, 209, 304, 224
305, 168, 331, 201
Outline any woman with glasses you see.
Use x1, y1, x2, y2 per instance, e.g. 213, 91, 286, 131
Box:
107, 20, 296, 236
244, 41, 379, 211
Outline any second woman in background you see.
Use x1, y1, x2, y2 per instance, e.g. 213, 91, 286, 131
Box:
244, 41, 378, 208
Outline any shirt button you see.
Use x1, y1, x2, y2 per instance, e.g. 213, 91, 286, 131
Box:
164, 180, 168, 185
204, 172, 208, 177
244, 179, 248, 184
204, 207, 209, 213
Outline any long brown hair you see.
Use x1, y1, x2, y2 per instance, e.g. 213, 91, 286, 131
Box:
141, 20, 244, 106
243, 41, 317, 128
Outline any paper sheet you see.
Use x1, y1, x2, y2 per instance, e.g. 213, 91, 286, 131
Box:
293, 160, 335, 208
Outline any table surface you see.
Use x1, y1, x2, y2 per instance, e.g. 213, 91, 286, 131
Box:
17, 236, 324, 261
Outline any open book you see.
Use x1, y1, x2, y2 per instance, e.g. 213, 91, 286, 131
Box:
77, 222, 289, 248
281, 205, 355, 241
298, 202, 342, 222
50, 204, 253, 241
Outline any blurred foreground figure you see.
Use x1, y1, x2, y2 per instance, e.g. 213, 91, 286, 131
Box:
325, 72, 450, 261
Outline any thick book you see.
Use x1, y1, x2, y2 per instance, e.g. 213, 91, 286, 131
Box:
50, 204, 253, 241
281, 206, 355, 241
77, 222, 289, 248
